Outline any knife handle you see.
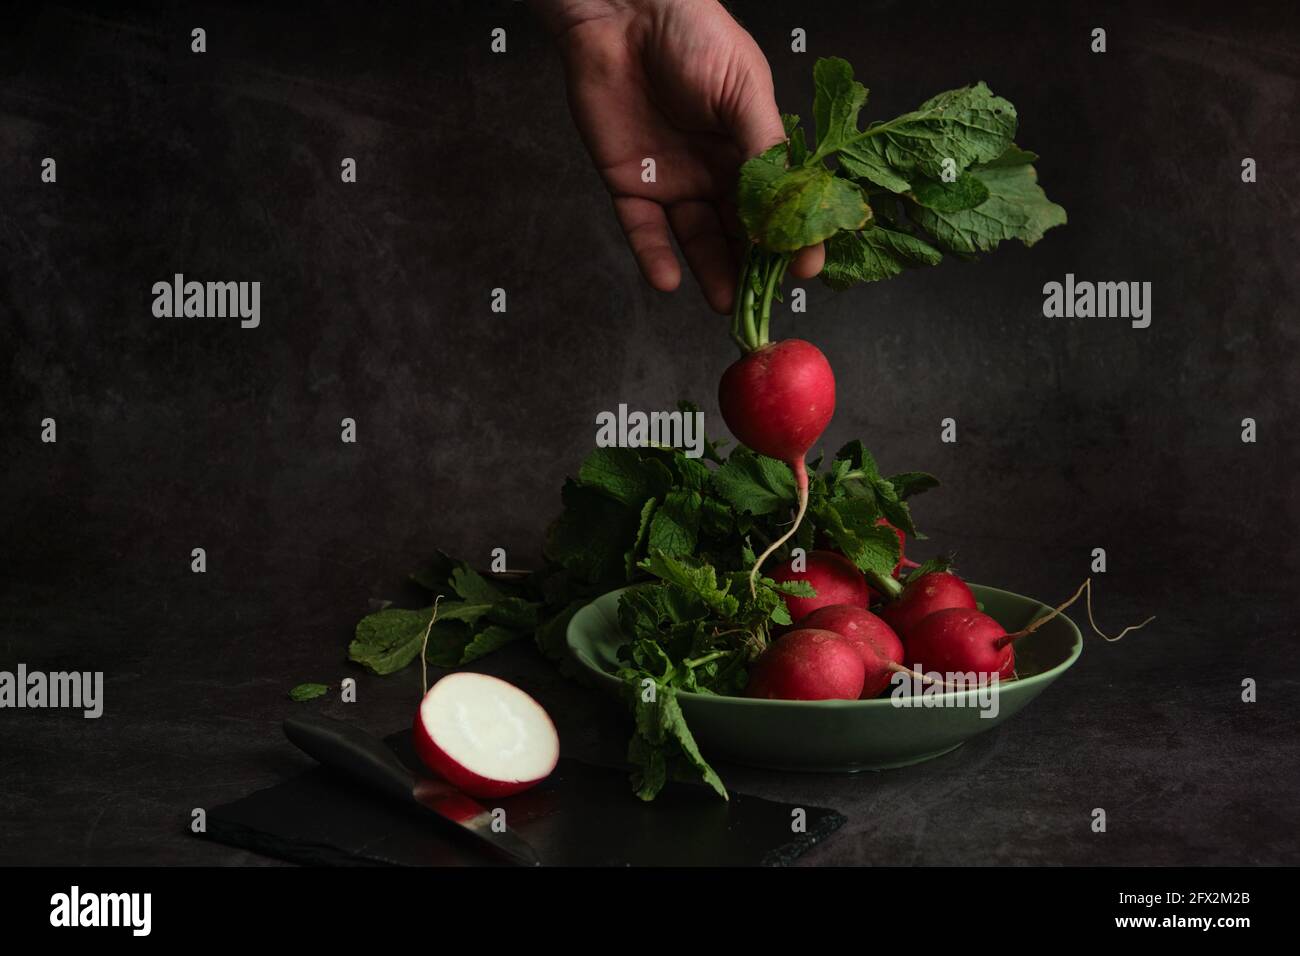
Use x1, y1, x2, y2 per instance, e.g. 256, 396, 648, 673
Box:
283, 715, 414, 803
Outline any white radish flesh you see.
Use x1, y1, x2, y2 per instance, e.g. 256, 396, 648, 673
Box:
412, 673, 558, 798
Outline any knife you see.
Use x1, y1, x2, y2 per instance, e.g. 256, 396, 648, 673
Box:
282, 715, 541, 867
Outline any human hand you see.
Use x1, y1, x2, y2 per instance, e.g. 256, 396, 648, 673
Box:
531, 0, 824, 314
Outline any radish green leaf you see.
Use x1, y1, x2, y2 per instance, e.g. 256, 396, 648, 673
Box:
810, 56, 868, 160
822, 226, 943, 288
908, 157, 1067, 254
737, 163, 870, 252
289, 683, 328, 702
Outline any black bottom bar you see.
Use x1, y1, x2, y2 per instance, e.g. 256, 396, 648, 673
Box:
3, 865, 1281, 940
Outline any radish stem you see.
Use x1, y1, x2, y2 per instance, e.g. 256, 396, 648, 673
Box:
419, 594, 443, 696
731, 256, 755, 351
685, 650, 732, 669
995, 578, 1155, 649
749, 458, 809, 596
757, 255, 790, 346
732, 248, 793, 353
741, 289, 758, 349
865, 568, 904, 600
886, 661, 979, 690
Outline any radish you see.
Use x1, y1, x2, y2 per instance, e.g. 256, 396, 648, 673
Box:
718, 338, 835, 594
879, 570, 977, 638
745, 628, 865, 700
905, 607, 1016, 680
798, 604, 904, 698
770, 549, 869, 621
412, 672, 559, 798
905, 580, 1156, 682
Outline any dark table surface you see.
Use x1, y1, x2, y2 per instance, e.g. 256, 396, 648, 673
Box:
3, 542, 1297, 867
2, 0, 1299, 865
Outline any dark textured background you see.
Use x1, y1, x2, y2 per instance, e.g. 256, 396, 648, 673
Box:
1, 0, 1298, 865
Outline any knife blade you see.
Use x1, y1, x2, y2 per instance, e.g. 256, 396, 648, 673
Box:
282, 715, 541, 867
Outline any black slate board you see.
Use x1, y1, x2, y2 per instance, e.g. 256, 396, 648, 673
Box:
202, 731, 846, 866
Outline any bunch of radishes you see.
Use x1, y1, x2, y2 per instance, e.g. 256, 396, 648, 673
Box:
719, 339, 1083, 700
748, 549, 1022, 700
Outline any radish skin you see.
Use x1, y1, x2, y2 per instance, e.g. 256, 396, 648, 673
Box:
718, 340, 835, 463
799, 604, 904, 698
880, 571, 977, 638
771, 550, 870, 622
745, 628, 865, 700
905, 607, 1015, 680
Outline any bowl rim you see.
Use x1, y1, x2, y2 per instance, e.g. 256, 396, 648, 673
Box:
566, 582, 1083, 708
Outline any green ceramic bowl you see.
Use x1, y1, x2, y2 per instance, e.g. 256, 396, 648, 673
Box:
566, 584, 1082, 772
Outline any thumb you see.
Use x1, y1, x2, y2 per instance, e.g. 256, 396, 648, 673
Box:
723, 70, 787, 160
722, 65, 825, 277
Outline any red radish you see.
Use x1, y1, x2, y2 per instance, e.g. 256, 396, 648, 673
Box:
905, 607, 1016, 680
799, 604, 904, 698
412, 672, 559, 798
880, 571, 977, 638
770, 550, 869, 621
745, 628, 865, 700
718, 339, 835, 593
906, 579, 1157, 683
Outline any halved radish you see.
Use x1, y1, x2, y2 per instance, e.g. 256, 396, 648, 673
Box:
412, 673, 559, 798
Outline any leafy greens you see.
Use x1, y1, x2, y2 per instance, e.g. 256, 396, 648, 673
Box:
732, 57, 1065, 345
350, 411, 939, 801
